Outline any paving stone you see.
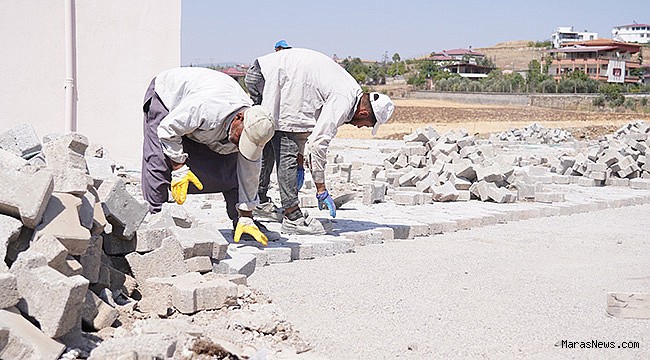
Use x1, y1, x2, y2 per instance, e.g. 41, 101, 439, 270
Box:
0, 169, 53, 229
171, 273, 238, 314
363, 181, 387, 205
169, 227, 215, 259
0, 124, 42, 159
0, 307, 65, 360
393, 190, 423, 205
212, 252, 257, 277
78, 234, 102, 283
428, 220, 458, 234
0, 214, 22, 272
262, 246, 292, 264
87, 333, 177, 359
85, 156, 116, 188
340, 230, 383, 246
0, 273, 19, 309
290, 236, 335, 257
35, 192, 90, 256
102, 232, 136, 255
185, 256, 213, 273
10, 251, 88, 339
97, 178, 148, 240
432, 182, 460, 202
0, 148, 29, 172
125, 237, 189, 284
630, 178, 650, 190
28, 235, 70, 274
81, 290, 118, 331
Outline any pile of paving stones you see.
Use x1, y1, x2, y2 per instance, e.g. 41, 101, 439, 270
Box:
0, 124, 310, 359
489, 122, 575, 144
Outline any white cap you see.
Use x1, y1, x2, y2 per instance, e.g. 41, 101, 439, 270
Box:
239, 105, 275, 161
369, 92, 395, 136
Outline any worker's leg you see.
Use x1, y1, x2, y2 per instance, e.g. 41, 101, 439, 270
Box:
274, 131, 300, 210
181, 137, 239, 224
141, 78, 171, 213
257, 141, 275, 204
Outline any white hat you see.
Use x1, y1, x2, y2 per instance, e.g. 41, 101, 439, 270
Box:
239, 105, 275, 161
369, 92, 395, 136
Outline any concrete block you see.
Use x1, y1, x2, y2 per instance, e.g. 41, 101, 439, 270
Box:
340, 230, 383, 246
97, 178, 148, 240
0, 214, 22, 271
160, 202, 195, 228
630, 178, 650, 190
0, 169, 53, 228
457, 190, 471, 201
185, 256, 213, 273
363, 181, 386, 205
135, 227, 172, 253
35, 192, 90, 255
487, 186, 517, 203
0, 308, 65, 360
393, 190, 422, 205
85, 156, 115, 188
212, 253, 257, 277
81, 290, 118, 331
10, 251, 88, 339
0, 148, 29, 171
432, 182, 459, 202
300, 194, 318, 208
475, 164, 503, 183
137, 277, 175, 315
279, 241, 314, 260
28, 235, 69, 273
606, 177, 630, 187
203, 272, 248, 286
171, 273, 238, 314
262, 246, 292, 264
327, 237, 355, 254
429, 220, 457, 234
0, 124, 42, 158
534, 192, 566, 203
87, 333, 177, 359
77, 191, 95, 231
102, 232, 136, 255
79, 235, 104, 284
0, 273, 19, 309
169, 227, 218, 259
289, 236, 335, 257
126, 237, 189, 284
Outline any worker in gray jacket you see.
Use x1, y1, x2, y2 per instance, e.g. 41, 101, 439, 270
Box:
141, 67, 275, 245
246, 48, 395, 235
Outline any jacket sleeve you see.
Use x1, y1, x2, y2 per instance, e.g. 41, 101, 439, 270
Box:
156, 97, 205, 163
245, 59, 265, 106
236, 152, 261, 211
306, 95, 354, 184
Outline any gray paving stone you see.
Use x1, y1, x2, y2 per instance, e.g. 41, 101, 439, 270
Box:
0, 307, 65, 360
78, 234, 103, 282
125, 237, 189, 284
35, 192, 90, 256
97, 178, 148, 240
185, 256, 213, 273
212, 252, 257, 277
81, 290, 118, 331
0, 169, 53, 229
0, 124, 42, 158
87, 333, 177, 359
0, 273, 19, 309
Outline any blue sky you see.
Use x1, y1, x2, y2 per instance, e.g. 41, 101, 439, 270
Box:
181, 0, 650, 65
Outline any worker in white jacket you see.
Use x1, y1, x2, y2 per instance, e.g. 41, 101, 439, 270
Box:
141, 67, 276, 245
246, 48, 395, 235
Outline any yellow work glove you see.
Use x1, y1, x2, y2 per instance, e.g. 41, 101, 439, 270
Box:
234, 216, 268, 246
170, 164, 203, 205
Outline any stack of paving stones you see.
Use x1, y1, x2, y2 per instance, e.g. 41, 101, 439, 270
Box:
368, 126, 520, 205
0, 124, 312, 359
546, 120, 650, 190
489, 122, 574, 144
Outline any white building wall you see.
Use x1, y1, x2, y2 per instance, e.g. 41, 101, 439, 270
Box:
0, 0, 181, 166
612, 25, 650, 44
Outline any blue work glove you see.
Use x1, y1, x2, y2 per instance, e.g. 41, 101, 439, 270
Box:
316, 190, 336, 218
297, 167, 305, 191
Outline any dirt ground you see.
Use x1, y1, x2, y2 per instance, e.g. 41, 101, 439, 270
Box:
335, 98, 650, 140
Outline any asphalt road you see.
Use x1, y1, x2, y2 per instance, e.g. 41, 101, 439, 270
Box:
249, 204, 650, 359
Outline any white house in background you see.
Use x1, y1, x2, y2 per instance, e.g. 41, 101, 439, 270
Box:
612, 22, 650, 44
0, 0, 181, 166
551, 26, 598, 48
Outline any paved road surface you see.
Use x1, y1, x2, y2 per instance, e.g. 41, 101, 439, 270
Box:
249, 204, 650, 359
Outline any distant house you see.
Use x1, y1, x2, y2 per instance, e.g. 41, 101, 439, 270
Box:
612, 23, 650, 44
429, 48, 493, 79
219, 67, 247, 81
551, 26, 598, 49
546, 39, 642, 83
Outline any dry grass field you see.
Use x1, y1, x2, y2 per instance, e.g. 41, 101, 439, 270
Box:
336, 98, 650, 140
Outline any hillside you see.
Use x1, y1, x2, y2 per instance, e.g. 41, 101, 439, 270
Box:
475, 40, 545, 71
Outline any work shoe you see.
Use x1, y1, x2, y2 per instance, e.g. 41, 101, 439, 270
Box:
281, 212, 328, 235
235, 219, 281, 242
253, 202, 283, 223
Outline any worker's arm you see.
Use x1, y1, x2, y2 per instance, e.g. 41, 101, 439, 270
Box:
245, 59, 265, 106
235, 152, 262, 212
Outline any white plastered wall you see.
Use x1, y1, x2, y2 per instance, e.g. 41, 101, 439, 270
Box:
0, 0, 181, 166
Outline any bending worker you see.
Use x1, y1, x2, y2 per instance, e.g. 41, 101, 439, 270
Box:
246, 48, 395, 235
141, 67, 275, 245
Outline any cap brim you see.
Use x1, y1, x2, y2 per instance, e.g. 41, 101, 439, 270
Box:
238, 132, 264, 161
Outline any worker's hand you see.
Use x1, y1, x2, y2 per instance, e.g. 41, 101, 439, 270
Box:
170, 164, 203, 205
234, 216, 268, 246
316, 190, 336, 218
297, 167, 305, 191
